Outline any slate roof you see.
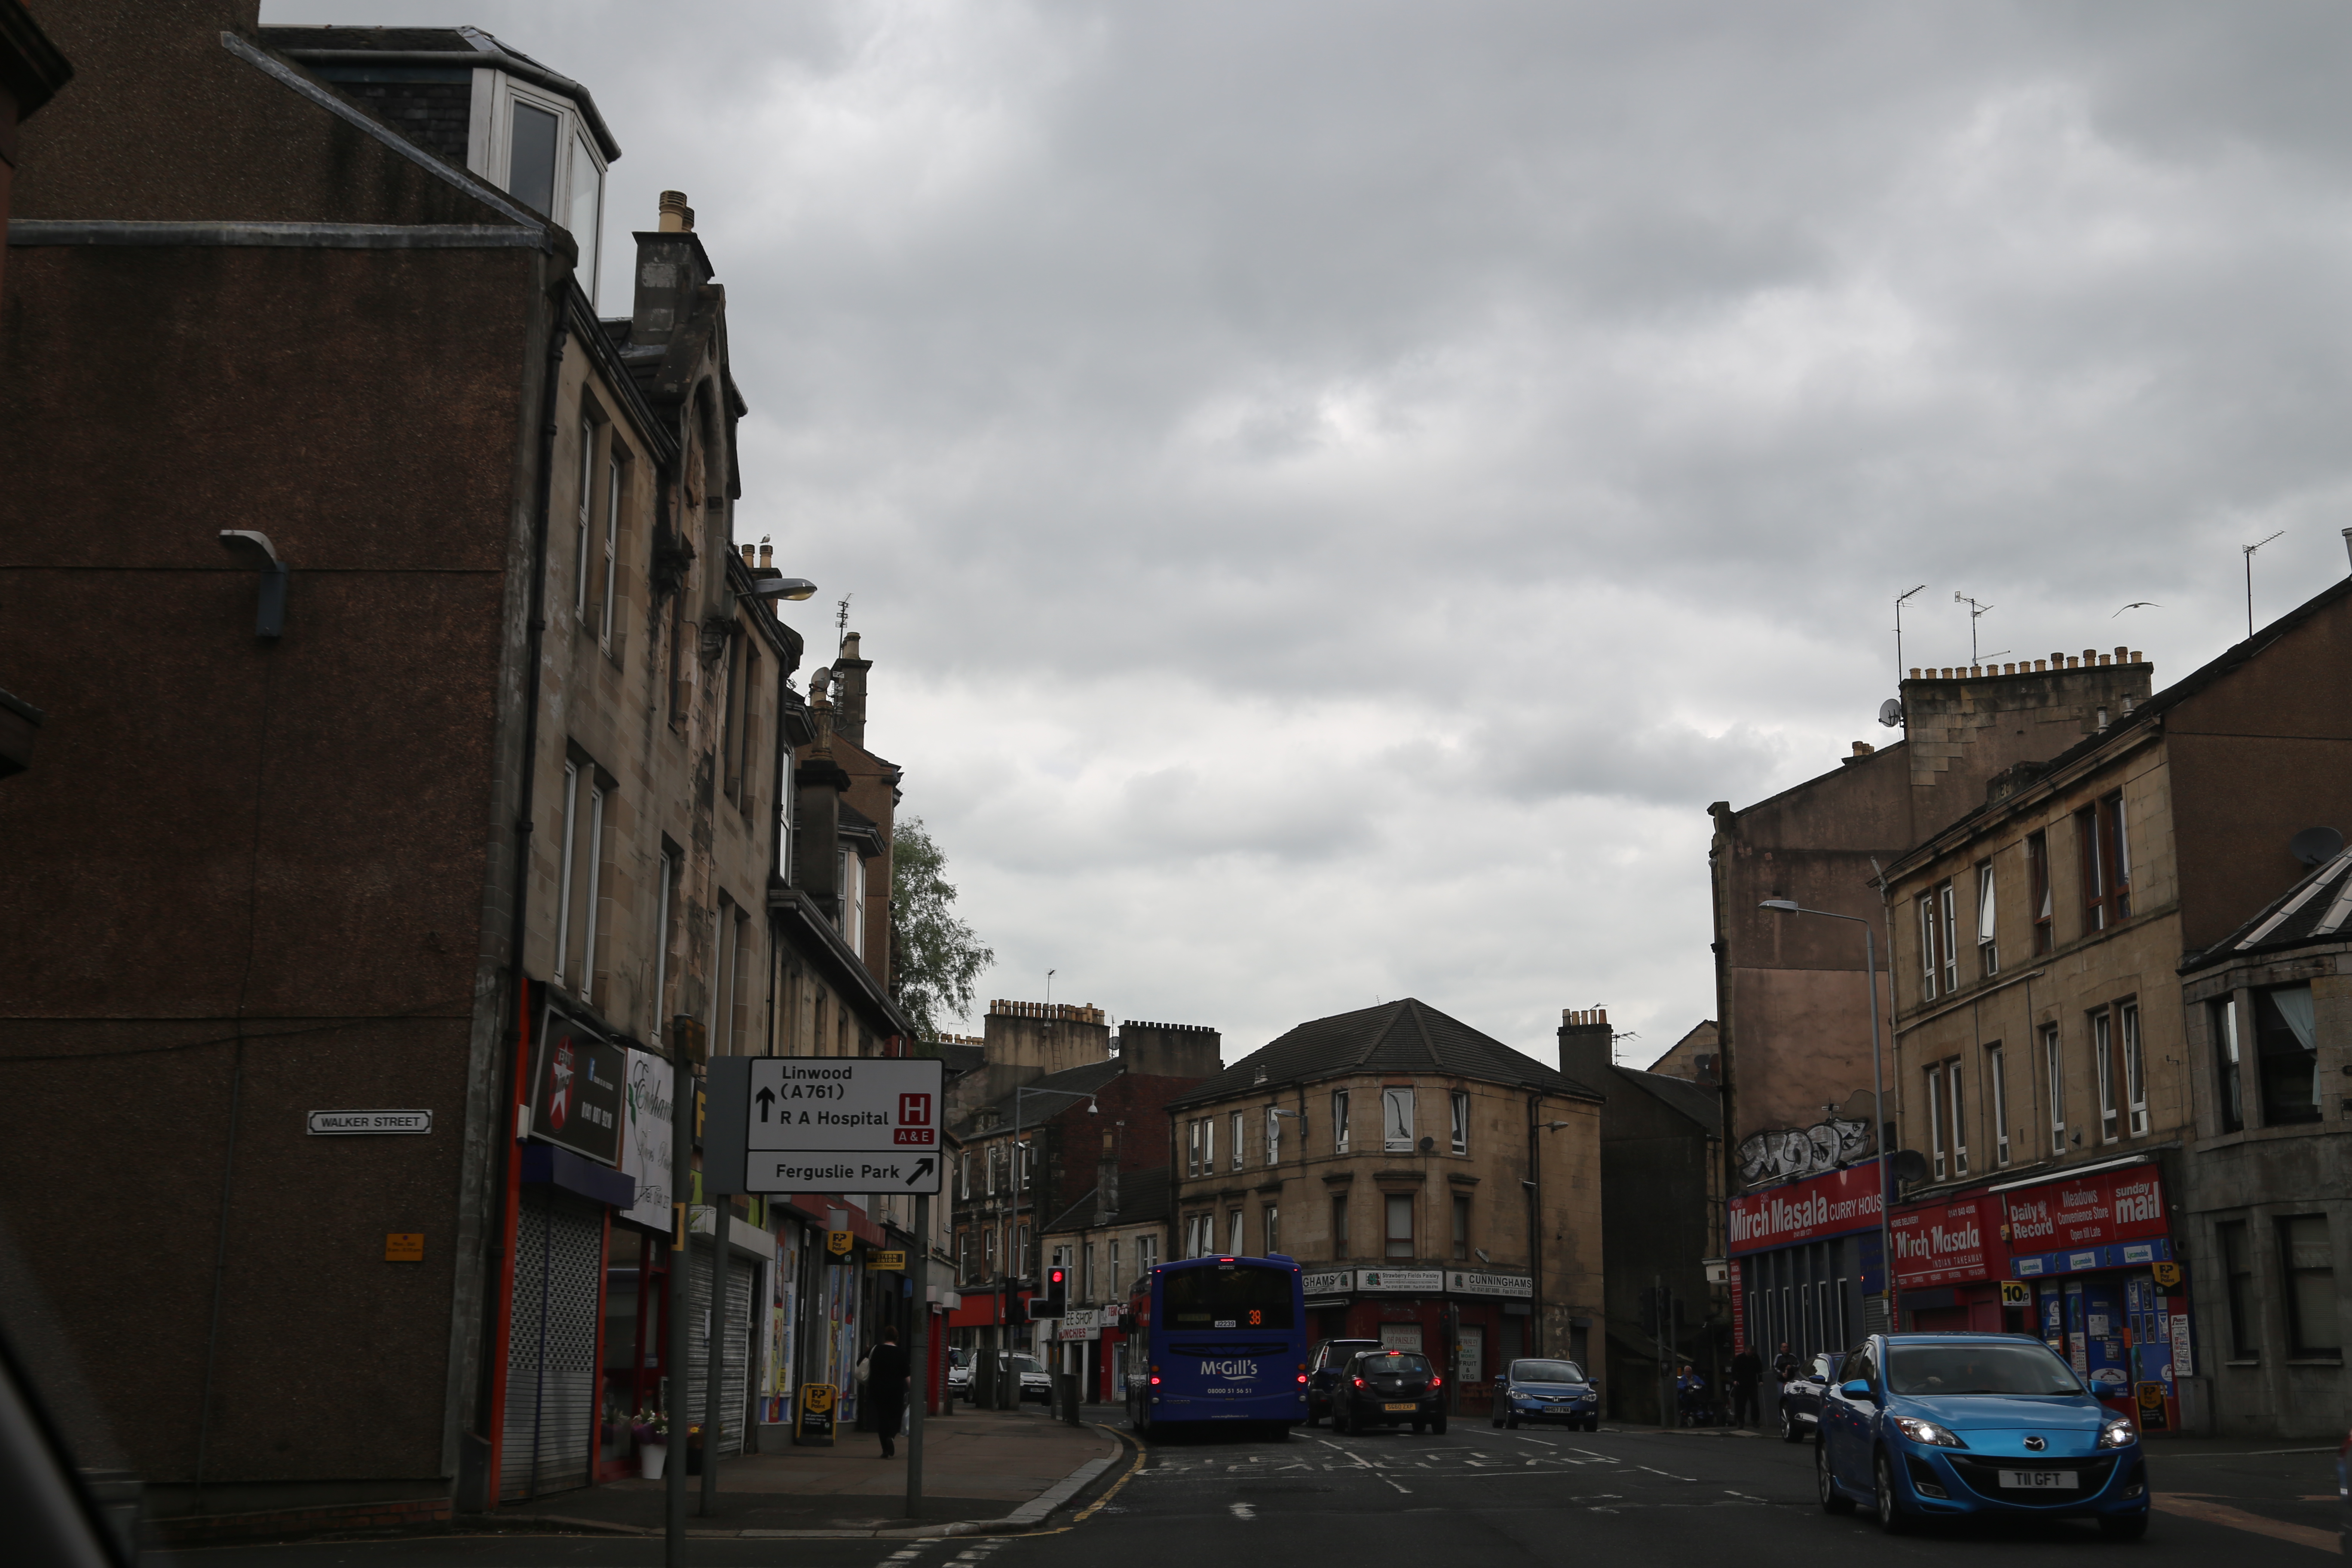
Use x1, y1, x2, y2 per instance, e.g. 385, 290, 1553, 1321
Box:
1165, 998, 1599, 1108
2190, 843, 2352, 968
1039, 1166, 1174, 1234
1608, 1065, 1722, 1132
955, 1058, 1126, 1136
929, 1041, 987, 1078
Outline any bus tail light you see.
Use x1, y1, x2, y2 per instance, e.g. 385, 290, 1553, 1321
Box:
1149, 1375, 1161, 1385
1296, 1374, 1308, 1384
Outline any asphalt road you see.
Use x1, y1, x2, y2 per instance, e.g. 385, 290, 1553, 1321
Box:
168, 1418, 2344, 1568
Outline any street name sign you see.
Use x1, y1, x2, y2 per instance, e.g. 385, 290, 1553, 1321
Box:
704, 1057, 945, 1195
309, 1110, 432, 1135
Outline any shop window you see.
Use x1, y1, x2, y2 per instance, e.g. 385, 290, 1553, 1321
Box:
1385, 1194, 1414, 1259
1452, 1194, 1470, 1261
2254, 983, 2321, 1126
1987, 1044, 2009, 1167
2043, 1022, 2065, 1154
2025, 831, 2055, 954
1332, 1089, 1351, 1153
2279, 1215, 2340, 1358
1331, 1194, 1350, 1257
1382, 1087, 1415, 1152
1976, 860, 1998, 977
1450, 1090, 1470, 1155
1231, 1111, 1245, 1171
2218, 1220, 2256, 1359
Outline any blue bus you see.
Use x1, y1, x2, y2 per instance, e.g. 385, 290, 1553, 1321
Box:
1125, 1254, 1308, 1436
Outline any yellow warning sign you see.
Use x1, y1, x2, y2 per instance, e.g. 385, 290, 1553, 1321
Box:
385, 1232, 425, 1263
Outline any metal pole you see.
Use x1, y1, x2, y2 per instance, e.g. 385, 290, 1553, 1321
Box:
1863, 922, 1897, 1333
907, 1190, 928, 1520
702, 1190, 729, 1515
665, 1029, 694, 1567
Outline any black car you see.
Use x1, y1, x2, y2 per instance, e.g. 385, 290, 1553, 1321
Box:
1330, 1349, 1448, 1435
1305, 1338, 1384, 1426
1776, 1351, 1841, 1442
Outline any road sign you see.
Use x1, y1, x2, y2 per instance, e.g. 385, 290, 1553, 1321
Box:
309, 1110, 431, 1135
704, 1057, 946, 1195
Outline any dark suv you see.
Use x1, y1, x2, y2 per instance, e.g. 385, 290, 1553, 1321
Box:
1305, 1338, 1384, 1426
1330, 1349, 1447, 1435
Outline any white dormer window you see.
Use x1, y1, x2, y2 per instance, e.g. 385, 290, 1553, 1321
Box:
471, 74, 607, 300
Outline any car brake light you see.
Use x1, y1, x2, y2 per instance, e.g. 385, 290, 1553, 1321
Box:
1352, 1377, 1366, 1388
1430, 1376, 1442, 1388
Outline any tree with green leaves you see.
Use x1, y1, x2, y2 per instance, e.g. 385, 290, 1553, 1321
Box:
889, 815, 993, 1042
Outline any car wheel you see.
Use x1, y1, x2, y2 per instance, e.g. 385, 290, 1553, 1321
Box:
1874, 1450, 1913, 1534
1331, 1402, 1349, 1434
1583, 1418, 1599, 1433
1491, 1406, 1504, 1427
2098, 1513, 2149, 1542
1780, 1405, 1801, 1443
1431, 1415, 1448, 1436
1818, 1440, 1854, 1515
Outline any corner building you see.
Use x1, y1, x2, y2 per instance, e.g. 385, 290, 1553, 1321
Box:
1164, 1000, 1605, 1397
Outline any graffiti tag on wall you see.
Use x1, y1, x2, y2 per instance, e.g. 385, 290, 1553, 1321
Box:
1736, 1113, 1873, 1187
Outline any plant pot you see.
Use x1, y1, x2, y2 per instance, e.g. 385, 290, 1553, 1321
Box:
640, 1443, 668, 1480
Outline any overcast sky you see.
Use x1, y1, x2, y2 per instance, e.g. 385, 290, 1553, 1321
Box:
273, 0, 2352, 1069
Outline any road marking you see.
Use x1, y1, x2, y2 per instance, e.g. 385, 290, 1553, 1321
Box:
1497, 1433, 1556, 1446
1229, 1502, 1256, 1520
1380, 1476, 1412, 1494
1569, 1447, 1617, 1462
1638, 1465, 1697, 1482
2152, 1494, 2338, 1553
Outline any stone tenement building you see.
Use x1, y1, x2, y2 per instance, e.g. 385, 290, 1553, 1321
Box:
1164, 999, 1605, 1386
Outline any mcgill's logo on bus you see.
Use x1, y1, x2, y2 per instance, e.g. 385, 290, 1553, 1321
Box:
1200, 1359, 1258, 1377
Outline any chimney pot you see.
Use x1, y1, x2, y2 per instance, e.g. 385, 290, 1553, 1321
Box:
658, 190, 692, 232
2083, 648, 2097, 662
2067, 656, 2080, 668
759, 543, 774, 570
2034, 659, 2047, 671
2114, 646, 2128, 661
1908, 667, 1921, 679
2130, 651, 2143, 665
740, 542, 755, 565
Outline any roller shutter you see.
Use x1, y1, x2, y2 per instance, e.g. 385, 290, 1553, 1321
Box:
500, 1189, 605, 1500
686, 1243, 755, 1457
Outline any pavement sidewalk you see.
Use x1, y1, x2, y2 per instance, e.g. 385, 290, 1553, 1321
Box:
486, 1406, 1125, 1539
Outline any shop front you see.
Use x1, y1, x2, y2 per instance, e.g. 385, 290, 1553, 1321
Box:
1728, 1159, 1885, 1363
1994, 1158, 2191, 1434
1299, 1267, 1533, 1411
1890, 1191, 2013, 1333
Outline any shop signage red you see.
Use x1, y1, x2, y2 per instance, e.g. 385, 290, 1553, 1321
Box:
1891, 1195, 2002, 1286
2001, 1164, 2167, 1253
1728, 1161, 1883, 1255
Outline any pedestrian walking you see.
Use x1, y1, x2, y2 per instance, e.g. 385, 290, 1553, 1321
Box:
1768, 1340, 1798, 1430
866, 1326, 910, 1458
1728, 1345, 1762, 1427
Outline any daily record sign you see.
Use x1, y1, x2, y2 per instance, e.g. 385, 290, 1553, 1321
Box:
704, 1058, 945, 1195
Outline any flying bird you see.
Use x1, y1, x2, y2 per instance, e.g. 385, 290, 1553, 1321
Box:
2113, 601, 2160, 616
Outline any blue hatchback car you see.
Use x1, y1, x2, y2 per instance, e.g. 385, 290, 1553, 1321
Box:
1491, 1357, 1600, 1431
1816, 1333, 2148, 1538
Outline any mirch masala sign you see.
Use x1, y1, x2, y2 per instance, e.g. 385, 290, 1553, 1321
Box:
1728, 1160, 1883, 1253
1890, 1194, 1999, 1287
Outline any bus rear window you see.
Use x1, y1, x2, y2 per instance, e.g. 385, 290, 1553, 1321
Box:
1161, 1263, 1295, 1329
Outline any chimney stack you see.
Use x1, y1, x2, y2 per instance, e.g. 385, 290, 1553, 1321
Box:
833, 631, 872, 748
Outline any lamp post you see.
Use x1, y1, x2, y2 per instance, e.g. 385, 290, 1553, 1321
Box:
1758, 900, 1899, 1332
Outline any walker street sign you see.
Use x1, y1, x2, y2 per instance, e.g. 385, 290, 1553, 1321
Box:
703, 1058, 945, 1195
307, 1110, 432, 1135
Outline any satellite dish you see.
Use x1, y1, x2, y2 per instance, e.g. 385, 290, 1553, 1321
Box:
1890, 1149, 1930, 1185
1418, 1136, 1435, 1153
1877, 698, 1905, 729
2291, 827, 2345, 867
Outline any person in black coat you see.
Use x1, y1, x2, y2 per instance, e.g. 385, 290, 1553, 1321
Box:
866, 1327, 911, 1458
1728, 1347, 1763, 1427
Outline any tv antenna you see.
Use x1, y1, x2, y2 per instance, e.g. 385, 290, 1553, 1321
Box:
2243, 531, 2284, 639
834, 591, 854, 650
1893, 584, 1926, 683
1954, 592, 1994, 665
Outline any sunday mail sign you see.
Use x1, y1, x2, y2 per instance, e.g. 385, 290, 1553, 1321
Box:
2002, 1164, 2166, 1252
1729, 1160, 1883, 1255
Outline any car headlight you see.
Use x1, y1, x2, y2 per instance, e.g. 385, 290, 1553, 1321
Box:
1890, 1416, 1967, 1449
2098, 1419, 2138, 1449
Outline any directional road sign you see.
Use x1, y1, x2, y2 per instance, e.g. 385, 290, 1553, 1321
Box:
704, 1057, 945, 1195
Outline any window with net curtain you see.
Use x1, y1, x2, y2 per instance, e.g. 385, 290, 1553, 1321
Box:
2254, 983, 2320, 1125
2280, 1214, 2339, 1357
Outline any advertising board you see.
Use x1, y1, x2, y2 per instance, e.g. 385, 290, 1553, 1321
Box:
1890, 1194, 2003, 1287
1728, 1159, 1883, 1255
2001, 1164, 2166, 1252
530, 1005, 625, 1167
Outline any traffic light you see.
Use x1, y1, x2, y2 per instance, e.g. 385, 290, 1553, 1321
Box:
1004, 1287, 1028, 1327
1638, 1286, 1658, 1338
1041, 1266, 1068, 1320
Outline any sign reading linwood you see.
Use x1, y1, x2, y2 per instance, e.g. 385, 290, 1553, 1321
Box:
704, 1057, 946, 1195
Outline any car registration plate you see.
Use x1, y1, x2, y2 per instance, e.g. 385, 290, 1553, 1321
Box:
1384, 1402, 1417, 1412
1998, 1470, 2077, 1490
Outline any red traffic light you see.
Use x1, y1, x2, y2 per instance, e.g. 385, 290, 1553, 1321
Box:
1048, 1268, 1066, 1286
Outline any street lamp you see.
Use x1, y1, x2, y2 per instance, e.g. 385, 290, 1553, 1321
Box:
738, 576, 818, 602
1758, 899, 1899, 1332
